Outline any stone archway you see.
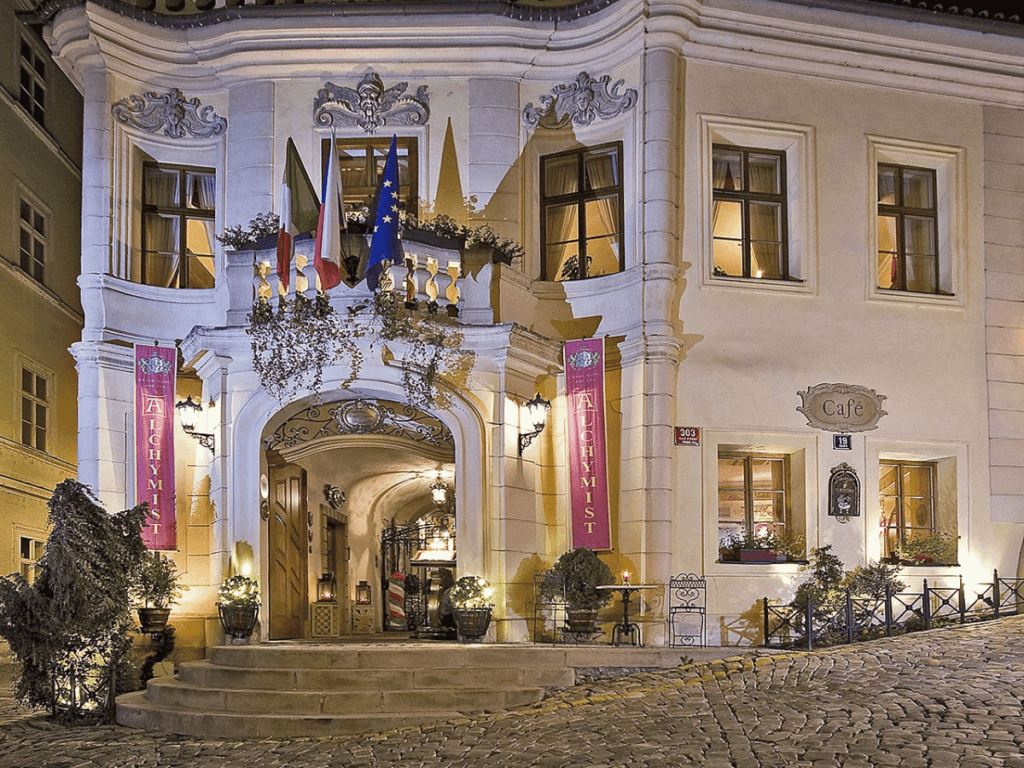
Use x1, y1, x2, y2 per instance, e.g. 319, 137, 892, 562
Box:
262, 398, 457, 637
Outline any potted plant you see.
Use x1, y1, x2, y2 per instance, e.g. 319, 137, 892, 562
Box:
720, 529, 803, 563
216, 575, 260, 643
449, 575, 495, 640
133, 552, 184, 633
543, 547, 615, 632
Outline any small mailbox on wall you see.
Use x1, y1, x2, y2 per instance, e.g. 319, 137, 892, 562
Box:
829, 462, 860, 522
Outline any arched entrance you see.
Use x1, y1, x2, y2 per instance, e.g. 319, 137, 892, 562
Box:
261, 398, 456, 640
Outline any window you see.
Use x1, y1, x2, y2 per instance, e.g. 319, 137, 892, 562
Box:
712, 146, 788, 280
701, 116, 814, 292
717, 452, 790, 542
877, 165, 940, 294
19, 37, 46, 125
879, 460, 956, 564
19, 196, 46, 283
540, 142, 623, 281
142, 163, 216, 288
19, 535, 44, 584
328, 137, 418, 219
20, 366, 48, 453
869, 137, 963, 303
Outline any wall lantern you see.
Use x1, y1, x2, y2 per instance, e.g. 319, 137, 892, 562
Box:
317, 572, 337, 603
355, 580, 372, 605
518, 393, 551, 456
175, 395, 215, 455
430, 476, 448, 507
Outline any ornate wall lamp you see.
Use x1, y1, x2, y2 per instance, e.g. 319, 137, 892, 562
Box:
518, 393, 551, 455
175, 395, 215, 455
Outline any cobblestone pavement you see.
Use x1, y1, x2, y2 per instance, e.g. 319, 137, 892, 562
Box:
4, 617, 1024, 767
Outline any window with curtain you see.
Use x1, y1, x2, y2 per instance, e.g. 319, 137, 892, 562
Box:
142, 162, 216, 289
877, 164, 940, 294
540, 142, 623, 281
326, 137, 418, 220
717, 452, 789, 544
711, 145, 788, 280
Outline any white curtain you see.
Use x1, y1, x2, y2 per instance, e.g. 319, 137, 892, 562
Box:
747, 158, 780, 278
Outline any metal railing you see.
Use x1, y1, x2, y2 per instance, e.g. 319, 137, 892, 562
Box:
764, 570, 1024, 649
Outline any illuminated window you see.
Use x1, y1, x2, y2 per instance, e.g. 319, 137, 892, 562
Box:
717, 452, 789, 542
712, 145, 788, 280
142, 163, 216, 288
327, 137, 418, 219
540, 142, 623, 281
877, 165, 940, 294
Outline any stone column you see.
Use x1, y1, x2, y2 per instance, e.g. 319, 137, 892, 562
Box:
467, 78, 520, 239
225, 82, 275, 231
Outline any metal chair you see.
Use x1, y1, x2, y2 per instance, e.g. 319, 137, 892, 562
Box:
668, 573, 707, 647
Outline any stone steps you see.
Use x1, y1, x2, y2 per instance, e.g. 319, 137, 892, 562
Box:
116, 643, 576, 738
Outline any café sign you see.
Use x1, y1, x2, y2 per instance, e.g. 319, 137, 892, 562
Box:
797, 383, 887, 433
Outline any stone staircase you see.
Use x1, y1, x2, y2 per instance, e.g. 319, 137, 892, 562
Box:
117, 643, 579, 738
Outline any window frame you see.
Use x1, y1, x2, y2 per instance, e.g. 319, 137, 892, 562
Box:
141, 161, 217, 289
711, 144, 790, 281
17, 532, 45, 584
877, 164, 941, 295
20, 364, 50, 454
879, 459, 937, 560
700, 116, 816, 294
324, 136, 419, 221
19, 35, 46, 126
704, 431, 814, 573
16, 186, 48, 285
868, 136, 964, 306
717, 451, 791, 543
539, 141, 625, 282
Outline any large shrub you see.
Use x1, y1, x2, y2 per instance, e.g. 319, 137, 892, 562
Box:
0, 480, 148, 720
547, 547, 615, 611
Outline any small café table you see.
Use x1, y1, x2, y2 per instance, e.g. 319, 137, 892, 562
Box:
597, 584, 659, 646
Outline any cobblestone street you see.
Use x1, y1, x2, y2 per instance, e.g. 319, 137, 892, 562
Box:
3, 616, 1024, 767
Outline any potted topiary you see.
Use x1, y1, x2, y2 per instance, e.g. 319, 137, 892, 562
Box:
216, 575, 260, 643
133, 552, 184, 633
544, 547, 615, 632
449, 575, 495, 641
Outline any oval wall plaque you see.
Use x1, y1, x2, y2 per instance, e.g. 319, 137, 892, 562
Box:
796, 383, 887, 433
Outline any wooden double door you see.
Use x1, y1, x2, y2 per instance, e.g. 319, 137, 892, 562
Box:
268, 461, 307, 639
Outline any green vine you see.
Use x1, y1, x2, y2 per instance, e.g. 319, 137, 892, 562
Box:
247, 291, 474, 409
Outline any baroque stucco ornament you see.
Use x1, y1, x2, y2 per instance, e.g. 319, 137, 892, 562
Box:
314, 71, 430, 134
111, 88, 227, 139
522, 71, 638, 129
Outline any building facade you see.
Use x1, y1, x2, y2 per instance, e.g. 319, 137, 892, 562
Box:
27, 0, 1024, 652
1, 0, 82, 593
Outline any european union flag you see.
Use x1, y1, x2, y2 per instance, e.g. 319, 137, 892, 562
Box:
366, 135, 402, 291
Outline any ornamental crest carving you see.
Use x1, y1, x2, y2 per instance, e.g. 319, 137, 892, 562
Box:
522, 71, 637, 129
112, 88, 227, 139
314, 71, 430, 135
797, 383, 888, 433
137, 355, 173, 375
567, 349, 602, 370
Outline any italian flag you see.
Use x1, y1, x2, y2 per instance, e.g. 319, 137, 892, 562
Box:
275, 137, 320, 290
313, 130, 345, 291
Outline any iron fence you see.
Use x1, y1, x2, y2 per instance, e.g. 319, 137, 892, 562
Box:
764, 569, 1024, 649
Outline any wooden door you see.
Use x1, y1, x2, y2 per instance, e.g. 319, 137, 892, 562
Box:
326, 517, 349, 633
268, 463, 308, 639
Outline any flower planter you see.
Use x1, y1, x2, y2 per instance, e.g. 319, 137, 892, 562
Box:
738, 549, 788, 563
138, 607, 171, 634
565, 608, 600, 633
453, 607, 492, 640
402, 228, 465, 251
218, 604, 259, 643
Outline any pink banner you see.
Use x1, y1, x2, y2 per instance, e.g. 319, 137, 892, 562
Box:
565, 337, 611, 550
135, 345, 176, 550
